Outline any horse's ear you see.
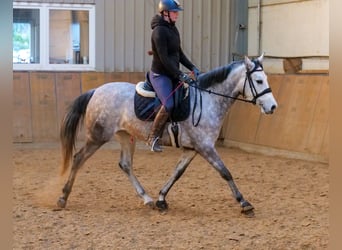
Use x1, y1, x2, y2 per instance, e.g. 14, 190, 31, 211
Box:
244, 56, 254, 71
257, 53, 265, 63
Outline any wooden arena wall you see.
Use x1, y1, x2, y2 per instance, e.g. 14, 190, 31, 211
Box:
222, 73, 329, 163
13, 72, 329, 162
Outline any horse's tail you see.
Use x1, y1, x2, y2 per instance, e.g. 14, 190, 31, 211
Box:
60, 89, 95, 176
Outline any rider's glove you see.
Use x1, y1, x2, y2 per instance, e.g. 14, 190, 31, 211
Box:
192, 67, 201, 79
179, 72, 194, 88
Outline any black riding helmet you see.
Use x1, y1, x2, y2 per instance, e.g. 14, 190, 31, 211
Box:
158, 0, 183, 13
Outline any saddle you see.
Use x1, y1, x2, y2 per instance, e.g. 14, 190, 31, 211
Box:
134, 72, 191, 122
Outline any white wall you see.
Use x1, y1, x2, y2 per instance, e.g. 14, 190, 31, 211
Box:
248, 0, 329, 73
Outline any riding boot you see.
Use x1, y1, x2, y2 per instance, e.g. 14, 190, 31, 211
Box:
147, 106, 169, 152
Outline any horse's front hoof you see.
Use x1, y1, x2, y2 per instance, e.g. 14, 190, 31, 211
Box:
156, 200, 168, 211
57, 197, 67, 208
241, 201, 254, 217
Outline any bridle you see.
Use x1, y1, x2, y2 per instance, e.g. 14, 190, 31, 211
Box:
187, 60, 272, 126
242, 60, 272, 105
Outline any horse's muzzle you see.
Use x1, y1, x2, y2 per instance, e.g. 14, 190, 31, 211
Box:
264, 104, 277, 114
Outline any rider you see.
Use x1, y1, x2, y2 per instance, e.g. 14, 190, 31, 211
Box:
147, 0, 200, 152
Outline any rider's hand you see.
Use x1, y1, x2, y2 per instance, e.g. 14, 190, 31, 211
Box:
192, 67, 201, 79
179, 73, 195, 87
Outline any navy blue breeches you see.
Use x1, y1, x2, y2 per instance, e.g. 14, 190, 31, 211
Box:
149, 71, 177, 113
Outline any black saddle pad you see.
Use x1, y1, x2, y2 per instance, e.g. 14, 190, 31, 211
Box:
134, 85, 190, 122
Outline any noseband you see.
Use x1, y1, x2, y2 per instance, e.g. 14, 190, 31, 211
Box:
243, 60, 272, 105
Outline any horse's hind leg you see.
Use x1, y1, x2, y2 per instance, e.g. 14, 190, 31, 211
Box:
115, 132, 154, 207
198, 147, 254, 216
156, 148, 197, 211
57, 140, 104, 208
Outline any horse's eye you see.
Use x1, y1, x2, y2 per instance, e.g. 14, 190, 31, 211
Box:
256, 80, 263, 84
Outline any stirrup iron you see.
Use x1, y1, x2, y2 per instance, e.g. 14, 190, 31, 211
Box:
150, 137, 162, 152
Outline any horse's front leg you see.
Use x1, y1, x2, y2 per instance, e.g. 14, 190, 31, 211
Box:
198, 146, 254, 216
156, 148, 197, 211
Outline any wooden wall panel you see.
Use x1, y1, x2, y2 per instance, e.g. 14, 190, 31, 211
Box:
303, 76, 329, 154
104, 72, 130, 83
225, 102, 261, 144
30, 72, 58, 141
129, 72, 145, 84
13, 72, 33, 142
55, 72, 82, 138
81, 72, 105, 92
266, 75, 323, 151
253, 74, 285, 147
320, 125, 329, 160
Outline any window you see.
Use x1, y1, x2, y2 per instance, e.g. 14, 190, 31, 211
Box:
13, 8, 40, 64
13, 2, 95, 71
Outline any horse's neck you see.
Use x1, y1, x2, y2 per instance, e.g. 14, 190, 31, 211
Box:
190, 70, 242, 125
219, 84, 239, 117
215, 67, 244, 107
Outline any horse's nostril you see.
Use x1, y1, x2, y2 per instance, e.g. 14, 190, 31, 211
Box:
271, 105, 276, 111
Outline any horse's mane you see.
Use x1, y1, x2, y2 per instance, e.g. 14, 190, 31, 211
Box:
197, 60, 242, 89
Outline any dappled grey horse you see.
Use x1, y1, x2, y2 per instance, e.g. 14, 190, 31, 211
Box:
57, 54, 277, 216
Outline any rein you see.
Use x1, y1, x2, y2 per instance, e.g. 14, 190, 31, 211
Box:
188, 61, 272, 126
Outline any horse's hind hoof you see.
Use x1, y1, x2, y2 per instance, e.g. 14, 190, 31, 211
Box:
156, 200, 168, 211
241, 200, 254, 217
57, 197, 67, 208
242, 208, 255, 217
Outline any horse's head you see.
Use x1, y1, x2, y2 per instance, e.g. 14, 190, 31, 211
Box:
242, 54, 278, 114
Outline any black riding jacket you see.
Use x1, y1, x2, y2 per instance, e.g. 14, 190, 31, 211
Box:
150, 14, 195, 80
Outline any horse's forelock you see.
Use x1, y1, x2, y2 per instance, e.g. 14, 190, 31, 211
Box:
198, 61, 242, 89
251, 59, 263, 71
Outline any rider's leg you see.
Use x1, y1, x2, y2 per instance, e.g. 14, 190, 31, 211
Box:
147, 105, 169, 152
148, 71, 174, 152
